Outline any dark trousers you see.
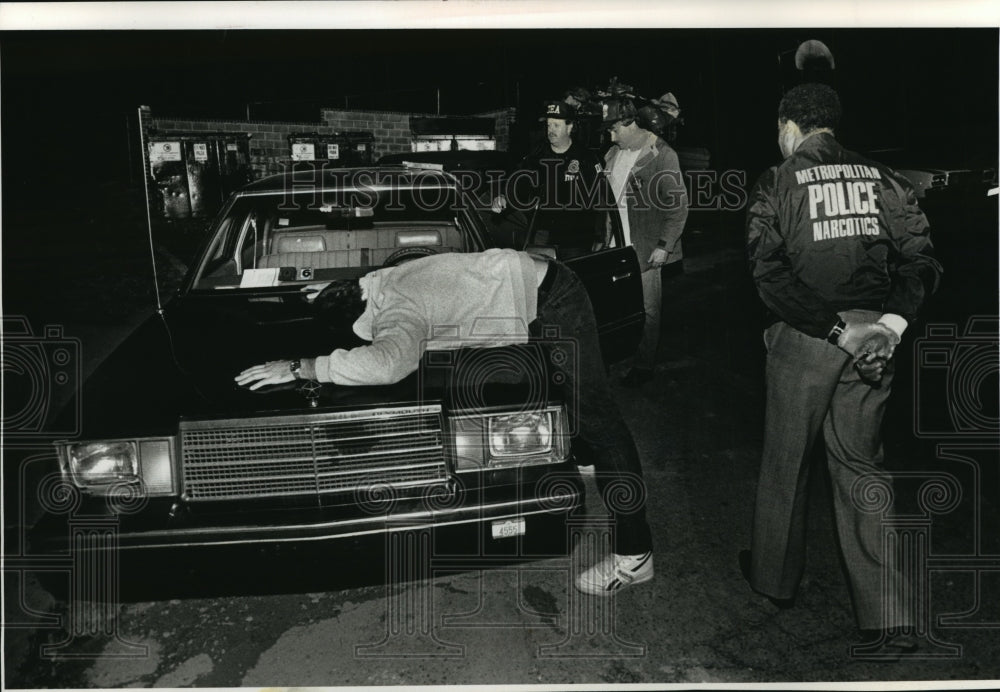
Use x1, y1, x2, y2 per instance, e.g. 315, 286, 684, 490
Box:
749, 312, 911, 629
531, 260, 653, 555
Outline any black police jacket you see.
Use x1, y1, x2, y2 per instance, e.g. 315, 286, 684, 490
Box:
746, 132, 943, 339
506, 140, 609, 250
507, 140, 604, 211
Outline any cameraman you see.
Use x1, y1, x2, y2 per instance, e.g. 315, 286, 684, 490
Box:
602, 96, 689, 387
742, 83, 942, 652
237, 249, 655, 596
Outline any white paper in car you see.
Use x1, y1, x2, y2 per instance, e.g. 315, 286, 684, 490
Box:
240, 268, 280, 288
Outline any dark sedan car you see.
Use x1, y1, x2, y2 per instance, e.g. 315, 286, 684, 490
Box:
33, 165, 644, 558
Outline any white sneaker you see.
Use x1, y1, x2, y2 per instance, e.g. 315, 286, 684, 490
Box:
575, 551, 653, 596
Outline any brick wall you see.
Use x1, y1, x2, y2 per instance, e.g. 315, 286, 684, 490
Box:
149, 106, 519, 178
150, 115, 341, 178
480, 107, 517, 152
319, 109, 418, 157
319, 107, 518, 156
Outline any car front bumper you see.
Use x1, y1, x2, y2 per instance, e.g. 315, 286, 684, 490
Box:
30, 462, 584, 553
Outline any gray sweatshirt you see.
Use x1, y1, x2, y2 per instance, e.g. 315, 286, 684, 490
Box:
315, 249, 539, 385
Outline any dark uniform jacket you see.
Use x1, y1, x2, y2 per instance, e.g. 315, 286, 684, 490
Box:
746, 132, 942, 339
507, 140, 608, 251
509, 140, 604, 208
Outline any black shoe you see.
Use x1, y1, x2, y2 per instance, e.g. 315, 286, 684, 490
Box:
621, 367, 653, 388
738, 550, 795, 610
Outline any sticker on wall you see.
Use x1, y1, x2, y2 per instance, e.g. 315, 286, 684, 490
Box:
355, 143, 367, 152
193, 143, 209, 163
227, 143, 239, 151
327, 144, 340, 160
291, 143, 316, 161
149, 142, 182, 163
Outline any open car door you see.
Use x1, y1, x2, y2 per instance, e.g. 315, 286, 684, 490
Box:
526, 206, 645, 364
478, 180, 645, 364
564, 244, 644, 364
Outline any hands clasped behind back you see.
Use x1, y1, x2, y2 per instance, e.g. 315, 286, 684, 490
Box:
836, 321, 901, 383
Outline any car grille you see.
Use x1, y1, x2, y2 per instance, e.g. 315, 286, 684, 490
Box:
179, 405, 446, 501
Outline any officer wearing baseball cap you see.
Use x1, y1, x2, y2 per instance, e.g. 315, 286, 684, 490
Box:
539, 100, 576, 122
491, 100, 608, 258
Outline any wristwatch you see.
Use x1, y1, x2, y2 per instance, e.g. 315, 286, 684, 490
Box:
827, 319, 847, 345
289, 358, 303, 380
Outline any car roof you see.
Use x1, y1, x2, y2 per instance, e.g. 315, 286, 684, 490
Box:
239, 165, 458, 194
377, 150, 511, 168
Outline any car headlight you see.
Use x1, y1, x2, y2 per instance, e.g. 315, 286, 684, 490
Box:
68, 441, 137, 486
56, 437, 176, 495
450, 406, 569, 472
489, 413, 552, 457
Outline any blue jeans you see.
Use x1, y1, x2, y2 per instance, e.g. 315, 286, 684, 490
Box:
532, 261, 653, 555
749, 311, 911, 629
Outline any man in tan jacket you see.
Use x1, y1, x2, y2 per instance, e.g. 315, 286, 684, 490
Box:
602, 97, 689, 387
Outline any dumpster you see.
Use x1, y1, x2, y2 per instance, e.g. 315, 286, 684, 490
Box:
217, 133, 254, 198
148, 132, 252, 219
287, 132, 349, 166
342, 131, 375, 166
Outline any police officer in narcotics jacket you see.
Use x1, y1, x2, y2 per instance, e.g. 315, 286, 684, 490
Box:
742, 83, 942, 653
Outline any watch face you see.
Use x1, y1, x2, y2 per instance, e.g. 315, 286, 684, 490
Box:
828, 321, 846, 344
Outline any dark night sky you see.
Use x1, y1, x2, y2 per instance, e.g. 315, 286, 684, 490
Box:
1, 28, 997, 209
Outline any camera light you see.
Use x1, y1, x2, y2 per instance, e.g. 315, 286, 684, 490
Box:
489, 413, 552, 458
69, 441, 138, 486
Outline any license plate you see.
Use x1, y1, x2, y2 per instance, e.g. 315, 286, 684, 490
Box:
491, 518, 526, 539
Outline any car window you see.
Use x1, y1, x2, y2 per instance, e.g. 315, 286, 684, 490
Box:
193, 186, 471, 289
484, 203, 625, 259
478, 166, 624, 259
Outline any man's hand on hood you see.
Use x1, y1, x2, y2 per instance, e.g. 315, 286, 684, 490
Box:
235, 360, 297, 390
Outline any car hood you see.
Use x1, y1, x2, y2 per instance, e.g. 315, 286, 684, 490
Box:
72, 288, 543, 440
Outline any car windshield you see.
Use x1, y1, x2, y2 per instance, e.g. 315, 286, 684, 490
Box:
193, 183, 471, 289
